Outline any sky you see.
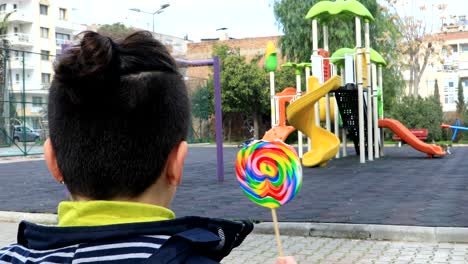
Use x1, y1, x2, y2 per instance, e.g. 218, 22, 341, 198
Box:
70, 0, 282, 41
70, 0, 467, 42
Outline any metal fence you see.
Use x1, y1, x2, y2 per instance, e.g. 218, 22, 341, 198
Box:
0, 48, 212, 157
0, 48, 49, 156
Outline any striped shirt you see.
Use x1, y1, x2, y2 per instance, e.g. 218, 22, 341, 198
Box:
0, 235, 169, 264
0, 216, 253, 264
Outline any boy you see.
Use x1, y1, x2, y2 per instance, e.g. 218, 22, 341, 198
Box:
0, 31, 252, 263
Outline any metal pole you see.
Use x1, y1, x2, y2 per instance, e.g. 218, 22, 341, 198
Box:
378, 65, 384, 157
332, 64, 340, 158
21, 51, 26, 155
365, 21, 373, 161
372, 64, 379, 159
323, 25, 331, 132
312, 20, 320, 128
305, 67, 312, 152
213, 56, 224, 182
296, 73, 303, 158
340, 66, 347, 157
270, 72, 275, 127
355, 17, 365, 163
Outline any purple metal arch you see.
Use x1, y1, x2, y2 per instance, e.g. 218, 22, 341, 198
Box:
61, 46, 224, 182
176, 57, 224, 182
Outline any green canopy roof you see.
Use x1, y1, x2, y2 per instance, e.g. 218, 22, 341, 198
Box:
330, 47, 386, 67
305, 0, 374, 22
281, 62, 312, 75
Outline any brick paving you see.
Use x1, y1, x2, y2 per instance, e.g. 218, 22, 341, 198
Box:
0, 146, 466, 227
222, 234, 468, 264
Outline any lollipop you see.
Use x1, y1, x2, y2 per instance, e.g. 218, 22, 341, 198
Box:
236, 140, 302, 209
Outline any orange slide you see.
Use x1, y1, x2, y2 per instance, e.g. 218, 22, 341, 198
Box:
378, 118, 446, 158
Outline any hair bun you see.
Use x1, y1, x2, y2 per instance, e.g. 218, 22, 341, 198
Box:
77, 31, 116, 79
53, 31, 120, 104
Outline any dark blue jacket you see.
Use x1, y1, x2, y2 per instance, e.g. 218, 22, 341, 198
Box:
0, 216, 253, 263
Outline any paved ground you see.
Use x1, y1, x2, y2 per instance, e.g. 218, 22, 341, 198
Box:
223, 234, 468, 264
2, 220, 468, 264
0, 146, 467, 227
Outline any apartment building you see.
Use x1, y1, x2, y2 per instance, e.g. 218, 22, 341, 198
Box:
0, 0, 75, 129
410, 15, 468, 112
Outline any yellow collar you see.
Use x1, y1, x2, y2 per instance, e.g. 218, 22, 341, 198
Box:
58, 200, 176, 227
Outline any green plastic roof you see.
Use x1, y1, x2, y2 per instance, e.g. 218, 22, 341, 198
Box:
305, 0, 374, 22
330, 47, 386, 67
369, 48, 386, 66
281, 62, 311, 75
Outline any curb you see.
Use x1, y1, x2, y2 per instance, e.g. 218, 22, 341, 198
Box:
0, 211, 57, 225
254, 222, 468, 243
3, 212, 468, 244
0, 157, 44, 164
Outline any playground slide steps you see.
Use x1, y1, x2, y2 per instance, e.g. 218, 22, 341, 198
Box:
287, 76, 342, 167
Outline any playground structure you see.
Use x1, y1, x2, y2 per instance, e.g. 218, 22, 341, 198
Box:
262, 0, 446, 167
441, 119, 468, 141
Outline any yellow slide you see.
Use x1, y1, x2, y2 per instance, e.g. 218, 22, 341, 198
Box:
287, 76, 342, 167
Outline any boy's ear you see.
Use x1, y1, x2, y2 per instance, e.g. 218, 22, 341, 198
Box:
44, 138, 64, 183
165, 141, 188, 186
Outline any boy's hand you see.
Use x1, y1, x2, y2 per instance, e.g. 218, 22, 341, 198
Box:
276, 256, 297, 264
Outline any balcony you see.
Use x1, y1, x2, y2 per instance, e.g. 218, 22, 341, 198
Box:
10, 82, 49, 93
0, 34, 33, 48
55, 19, 74, 31
9, 56, 34, 70
0, 10, 33, 24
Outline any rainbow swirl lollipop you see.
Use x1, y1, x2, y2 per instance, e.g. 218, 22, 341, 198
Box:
236, 140, 302, 209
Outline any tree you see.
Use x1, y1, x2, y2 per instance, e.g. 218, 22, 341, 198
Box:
274, 66, 296, 92
390, 96, 444, 141
211, 45, 269, 139
433, 79, 441, 105
273, 0, 379, 62
191, 84, 211, 139
273, 0, 404, 115
97, 23, 136, 39
456, 78, 466, 122
382, 1, 445, 97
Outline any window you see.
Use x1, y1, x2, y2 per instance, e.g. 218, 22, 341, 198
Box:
40, 27, 49, 38
41, 73, 51, 84
59, 8, 66, 20
40, 4, 48, 15
41, 50, 49, 61
56, 33, 70, 40
462, 44, 468, 53
450, 45, 458, 53
15, 74, 20, 83
445, 94, 455, 104
55, 32, 71, 45
0, 4, 6, 12
32, 96, 42, 107
13, 4, 17, 9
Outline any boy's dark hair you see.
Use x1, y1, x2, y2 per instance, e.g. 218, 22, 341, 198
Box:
49, 31, 190, 199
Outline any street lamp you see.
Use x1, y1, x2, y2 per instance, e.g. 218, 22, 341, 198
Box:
129, 4, 170, 33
